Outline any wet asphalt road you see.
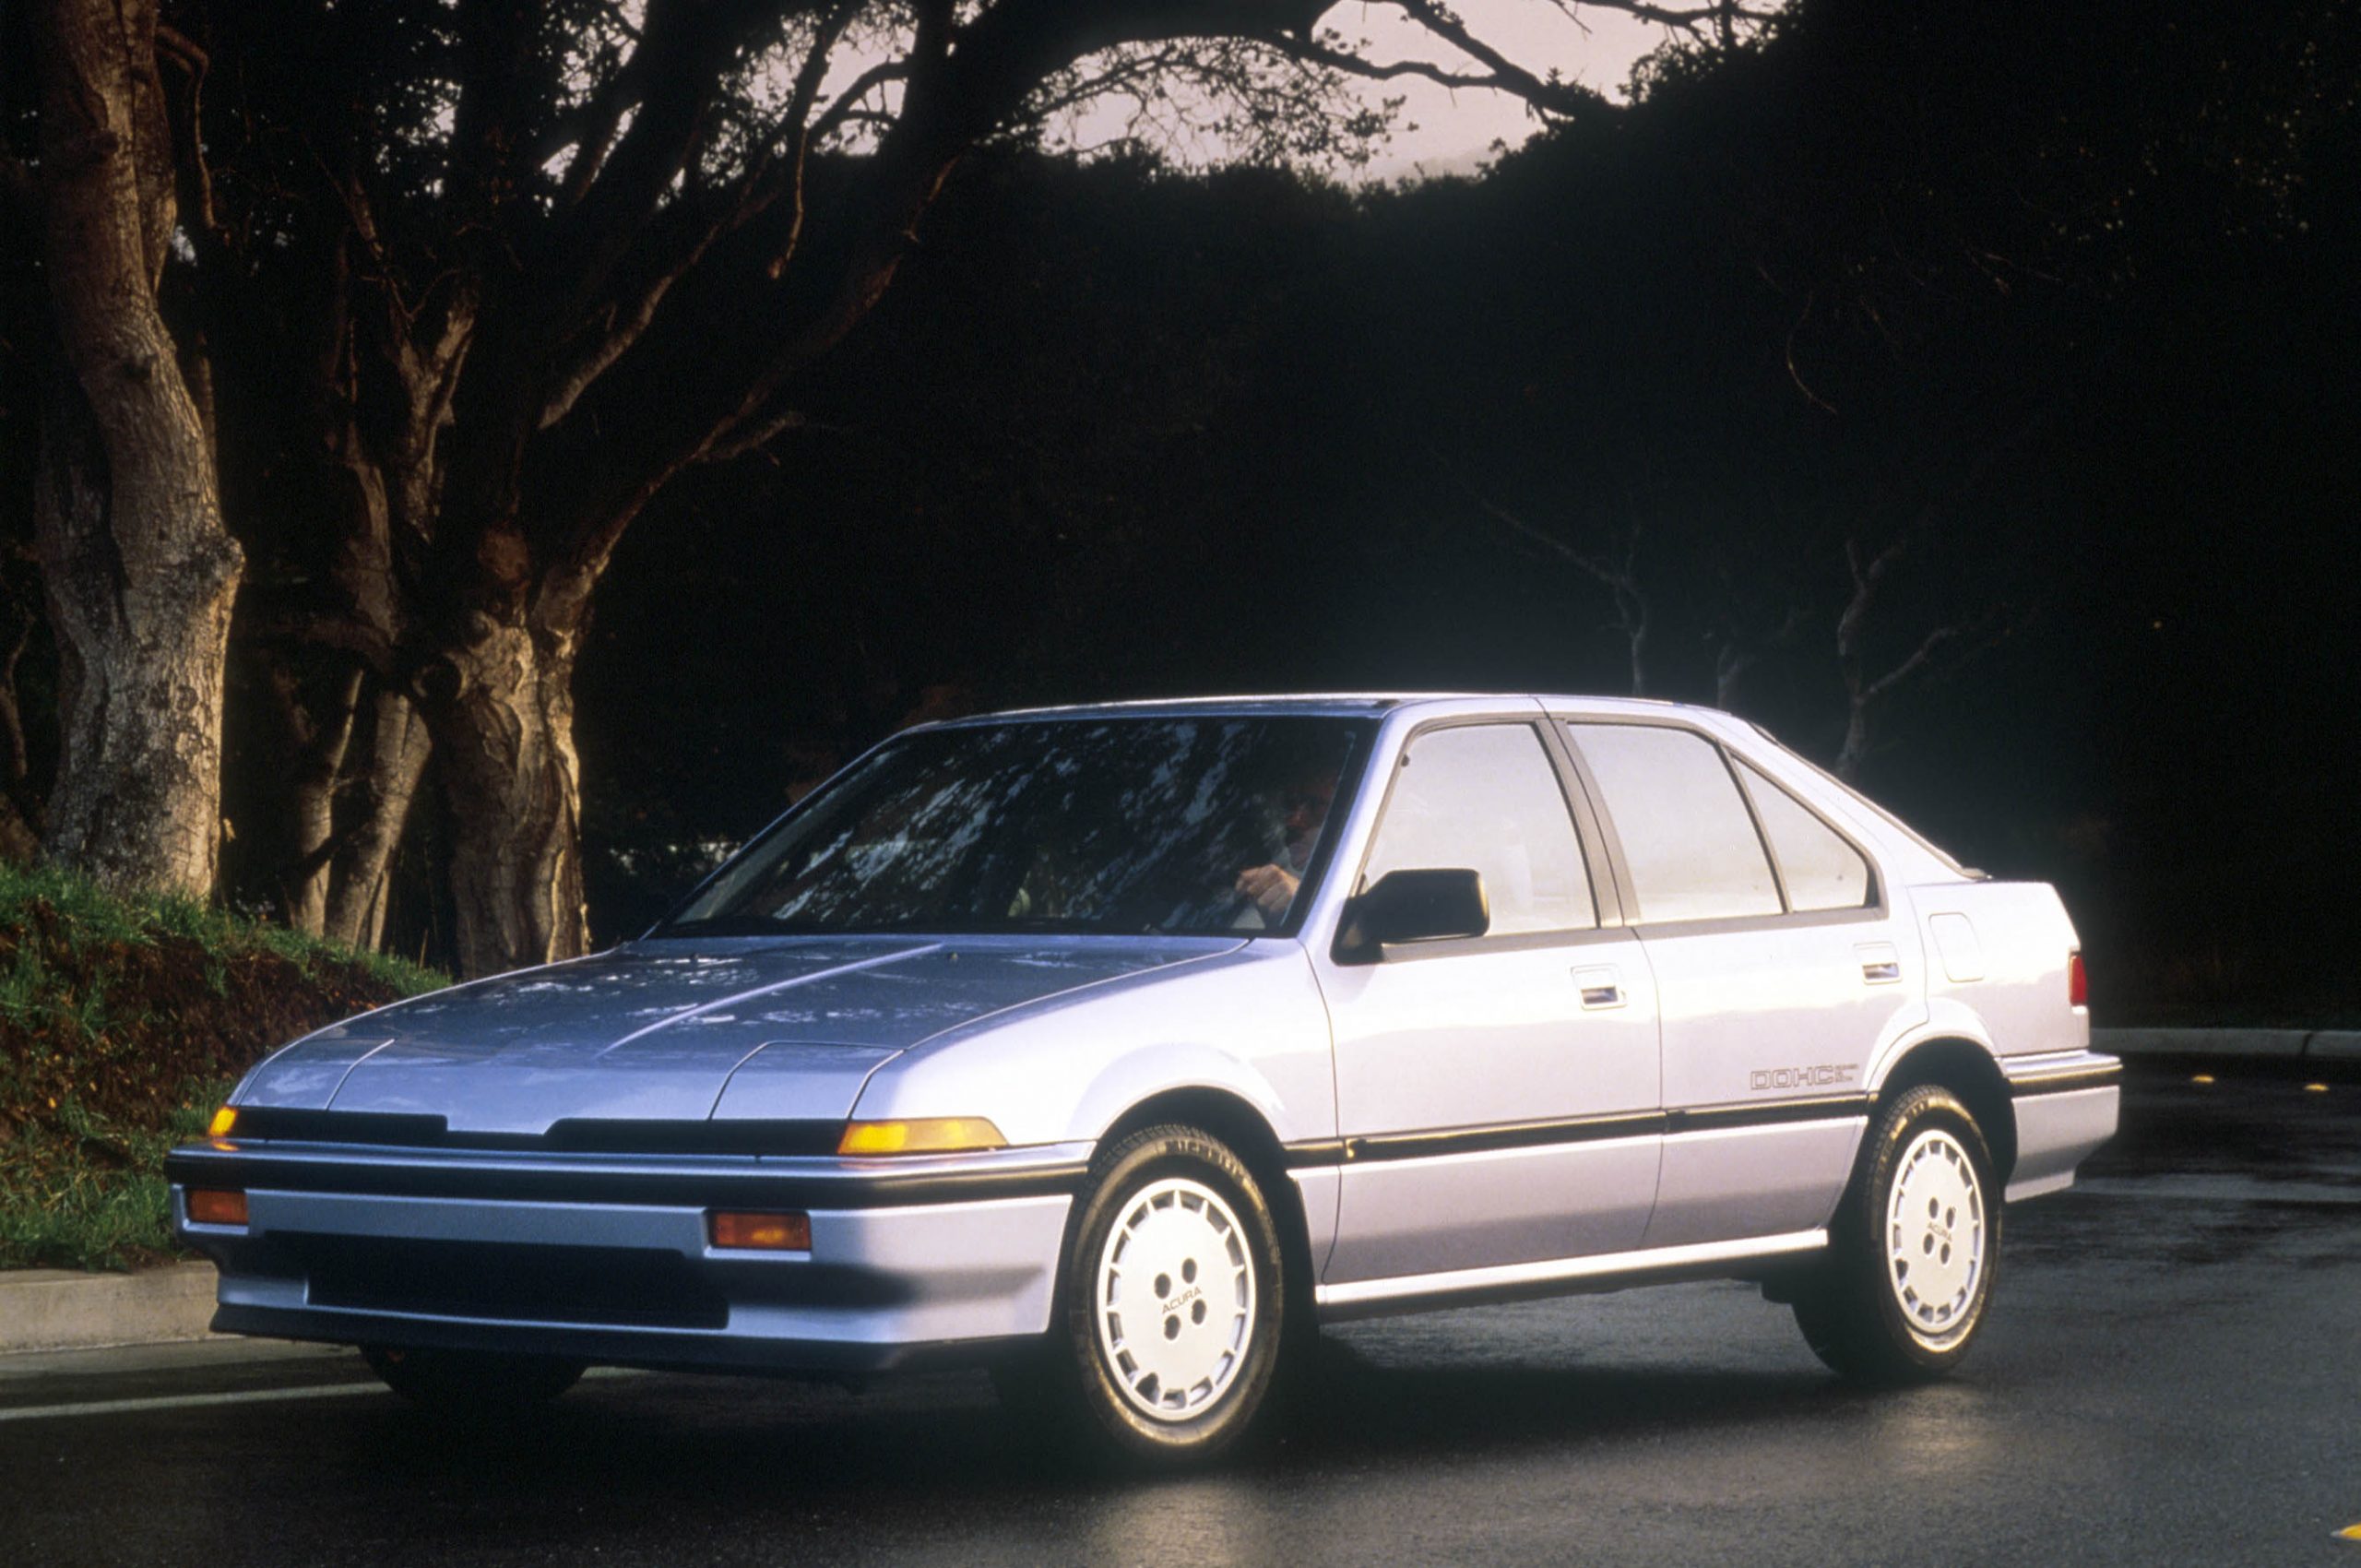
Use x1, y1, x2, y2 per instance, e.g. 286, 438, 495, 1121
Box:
3, 1066, 2356, 1567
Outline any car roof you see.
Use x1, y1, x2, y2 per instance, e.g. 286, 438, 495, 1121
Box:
943, 693, 1733, 724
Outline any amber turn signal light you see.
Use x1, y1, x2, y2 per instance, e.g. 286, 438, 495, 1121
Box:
837, 1117, 1007, 1156
207, 1106, 238, 1138
187, 1189, 248, 1227
708, 1211, 812, 1252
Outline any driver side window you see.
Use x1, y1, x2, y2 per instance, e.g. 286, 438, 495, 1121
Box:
1362, 724, 1596, 936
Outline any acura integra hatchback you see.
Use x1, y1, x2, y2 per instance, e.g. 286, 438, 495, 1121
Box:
172, 695, 2118, 1464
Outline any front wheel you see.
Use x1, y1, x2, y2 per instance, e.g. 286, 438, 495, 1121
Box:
1793, 1085, 1999, 1384
1003, 1123, 1287, 1467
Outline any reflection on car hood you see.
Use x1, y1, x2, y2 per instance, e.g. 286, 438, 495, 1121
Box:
238, 934, 1240, 1134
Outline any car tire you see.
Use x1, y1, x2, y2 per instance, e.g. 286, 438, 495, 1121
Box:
1792, 1084, 2000, 1385
1006, 1123, 1287, 1467
362, 1346, 585, 1413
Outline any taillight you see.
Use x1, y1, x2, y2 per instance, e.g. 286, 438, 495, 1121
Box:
2068, 952, 2088, 1008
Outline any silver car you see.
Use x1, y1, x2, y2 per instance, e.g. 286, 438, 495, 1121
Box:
172, 695, 2118, 1464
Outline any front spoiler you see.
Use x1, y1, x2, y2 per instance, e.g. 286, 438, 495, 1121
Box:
205, 1301, 1041, 1376
170, 1138, 1091, 1369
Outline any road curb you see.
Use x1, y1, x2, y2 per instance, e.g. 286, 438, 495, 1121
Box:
2308, 1031, 2361, 1062
0, 1264, 220, 1357
2093, 1027, 2318, 1059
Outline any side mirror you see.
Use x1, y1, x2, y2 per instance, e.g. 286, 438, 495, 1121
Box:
1334, 868, 1489, 963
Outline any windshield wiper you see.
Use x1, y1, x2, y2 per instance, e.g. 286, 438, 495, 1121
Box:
650, 915, 813, 939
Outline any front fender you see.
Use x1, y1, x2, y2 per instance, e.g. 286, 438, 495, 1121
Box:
846, 942, 1335, 1148
1063, 1043, 1295, 1146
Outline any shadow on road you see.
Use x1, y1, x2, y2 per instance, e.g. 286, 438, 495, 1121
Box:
337, 1338, 1865, 1501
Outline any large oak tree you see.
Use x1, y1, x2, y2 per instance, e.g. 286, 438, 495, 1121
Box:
9, 0, 243, 897
8, 0, 1752, 972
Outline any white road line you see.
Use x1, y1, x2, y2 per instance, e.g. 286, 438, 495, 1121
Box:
2070, 1176, 2361, 1206
0, 1364, 644, 1424
0, 1381, 389, 1422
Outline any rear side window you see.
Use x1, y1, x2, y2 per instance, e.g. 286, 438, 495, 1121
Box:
1737, 760, 1872, 911
1362, 723, 1596, 936
1566, 723, 1779, 924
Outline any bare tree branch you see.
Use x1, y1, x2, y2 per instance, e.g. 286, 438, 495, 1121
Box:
1859, 624, 1959, 707
1429, 445, 1655, 694
1383, 0, 1643, 117
746, 0, 872, 278
553, 53, 646, 210
445, 0, 541, 226
698, 404, 809, 465
1785, 290, 1839, 413
537, 204, 722, 430
547, 0, 1753, 587
807, 60, 916, 148
538, 6, 901, 432
1257, 29, 1582, 106
1524, 0, 1773, 30
1711, 602, 1809, 709
541, 0, 777, 321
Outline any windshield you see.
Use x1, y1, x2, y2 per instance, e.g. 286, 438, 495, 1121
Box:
656, 716, 1369, 939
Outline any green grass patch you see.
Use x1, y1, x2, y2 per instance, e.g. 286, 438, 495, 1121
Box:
0, 862, 446, 1271
0, 1083, 231, 1269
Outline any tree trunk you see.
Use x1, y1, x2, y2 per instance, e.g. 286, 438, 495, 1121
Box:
1623, 604, 1652, 699
263, 659, 362, 933
31, 0, 243, 897
429, 618, 587, 977
321, 683, 432, 951
1833, 700, 1870, 784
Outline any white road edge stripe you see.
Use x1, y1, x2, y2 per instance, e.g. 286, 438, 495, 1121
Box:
0, 1381, 389, 1422
0, 1365, 642, 1423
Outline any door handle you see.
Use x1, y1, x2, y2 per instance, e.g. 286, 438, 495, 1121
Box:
1857, 942, 1902, 984
1572, 965, 1625, 1009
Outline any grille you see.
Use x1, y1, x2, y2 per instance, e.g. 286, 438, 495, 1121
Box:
228, 1107, 842, 1155
291, 1234, 730, 1330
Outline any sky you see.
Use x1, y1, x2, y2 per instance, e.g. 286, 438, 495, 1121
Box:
1025, 1, 1691, 181
1326, 2, 1687, 180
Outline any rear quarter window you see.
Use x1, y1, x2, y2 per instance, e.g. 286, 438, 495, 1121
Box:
1735, 759, 1873, 911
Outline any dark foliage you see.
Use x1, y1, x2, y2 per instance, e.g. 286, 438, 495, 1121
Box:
586, 2, 2361, 1020
4, 0, 2355, 1018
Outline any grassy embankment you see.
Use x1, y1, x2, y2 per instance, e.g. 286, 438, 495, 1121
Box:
0, 864, 445, 1270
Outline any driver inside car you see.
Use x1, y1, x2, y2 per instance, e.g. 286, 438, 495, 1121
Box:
1234, 767, 1338, 923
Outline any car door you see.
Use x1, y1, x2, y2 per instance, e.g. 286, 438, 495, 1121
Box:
1315, 719, 1663, 1286
1560, 719, 1925, 1251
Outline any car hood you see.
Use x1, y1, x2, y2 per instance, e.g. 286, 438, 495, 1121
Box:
238, 934, 1240, 1134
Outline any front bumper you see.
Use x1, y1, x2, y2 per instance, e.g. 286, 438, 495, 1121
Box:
166, 1138, 1090, 1372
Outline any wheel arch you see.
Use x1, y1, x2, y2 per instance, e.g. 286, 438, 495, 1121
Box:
1871, 1038, 2018, 1183
1094, 1087, 1319, 1320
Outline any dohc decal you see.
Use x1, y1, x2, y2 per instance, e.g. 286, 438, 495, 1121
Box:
1750, 1064, 1858, 1092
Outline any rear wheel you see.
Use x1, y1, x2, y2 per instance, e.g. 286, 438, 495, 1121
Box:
997, 1123, 1287, 1467
362, 1346, 584, 1413
1793, 1084, 1999, 1384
